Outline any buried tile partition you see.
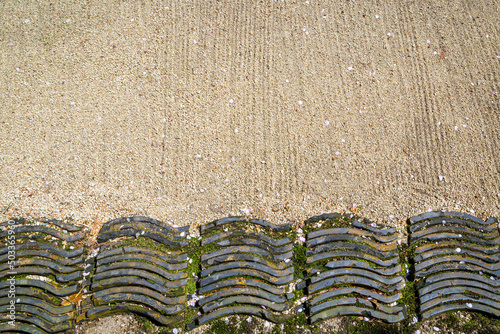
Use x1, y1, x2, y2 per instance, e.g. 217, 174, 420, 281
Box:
0, 211, 498, 332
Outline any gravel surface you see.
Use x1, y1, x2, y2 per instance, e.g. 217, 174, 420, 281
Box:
0, 1, 499, 332
1, 0, 499, 233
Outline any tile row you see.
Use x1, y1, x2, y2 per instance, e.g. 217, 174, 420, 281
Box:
0, 211, 498, 333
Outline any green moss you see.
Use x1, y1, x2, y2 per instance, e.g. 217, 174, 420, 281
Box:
207, 318, 234, 334
293, 243, 307, 280
137, 316, 156, 332
443, 312, 459, 328
462, 290, 483, 299
184, 236, 202, 317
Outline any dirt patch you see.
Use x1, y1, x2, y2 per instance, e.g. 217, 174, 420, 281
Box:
77, 315, 144, 334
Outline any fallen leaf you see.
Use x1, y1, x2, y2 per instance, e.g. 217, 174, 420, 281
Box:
61, 288, 85, 305
440, 50, 445, 60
